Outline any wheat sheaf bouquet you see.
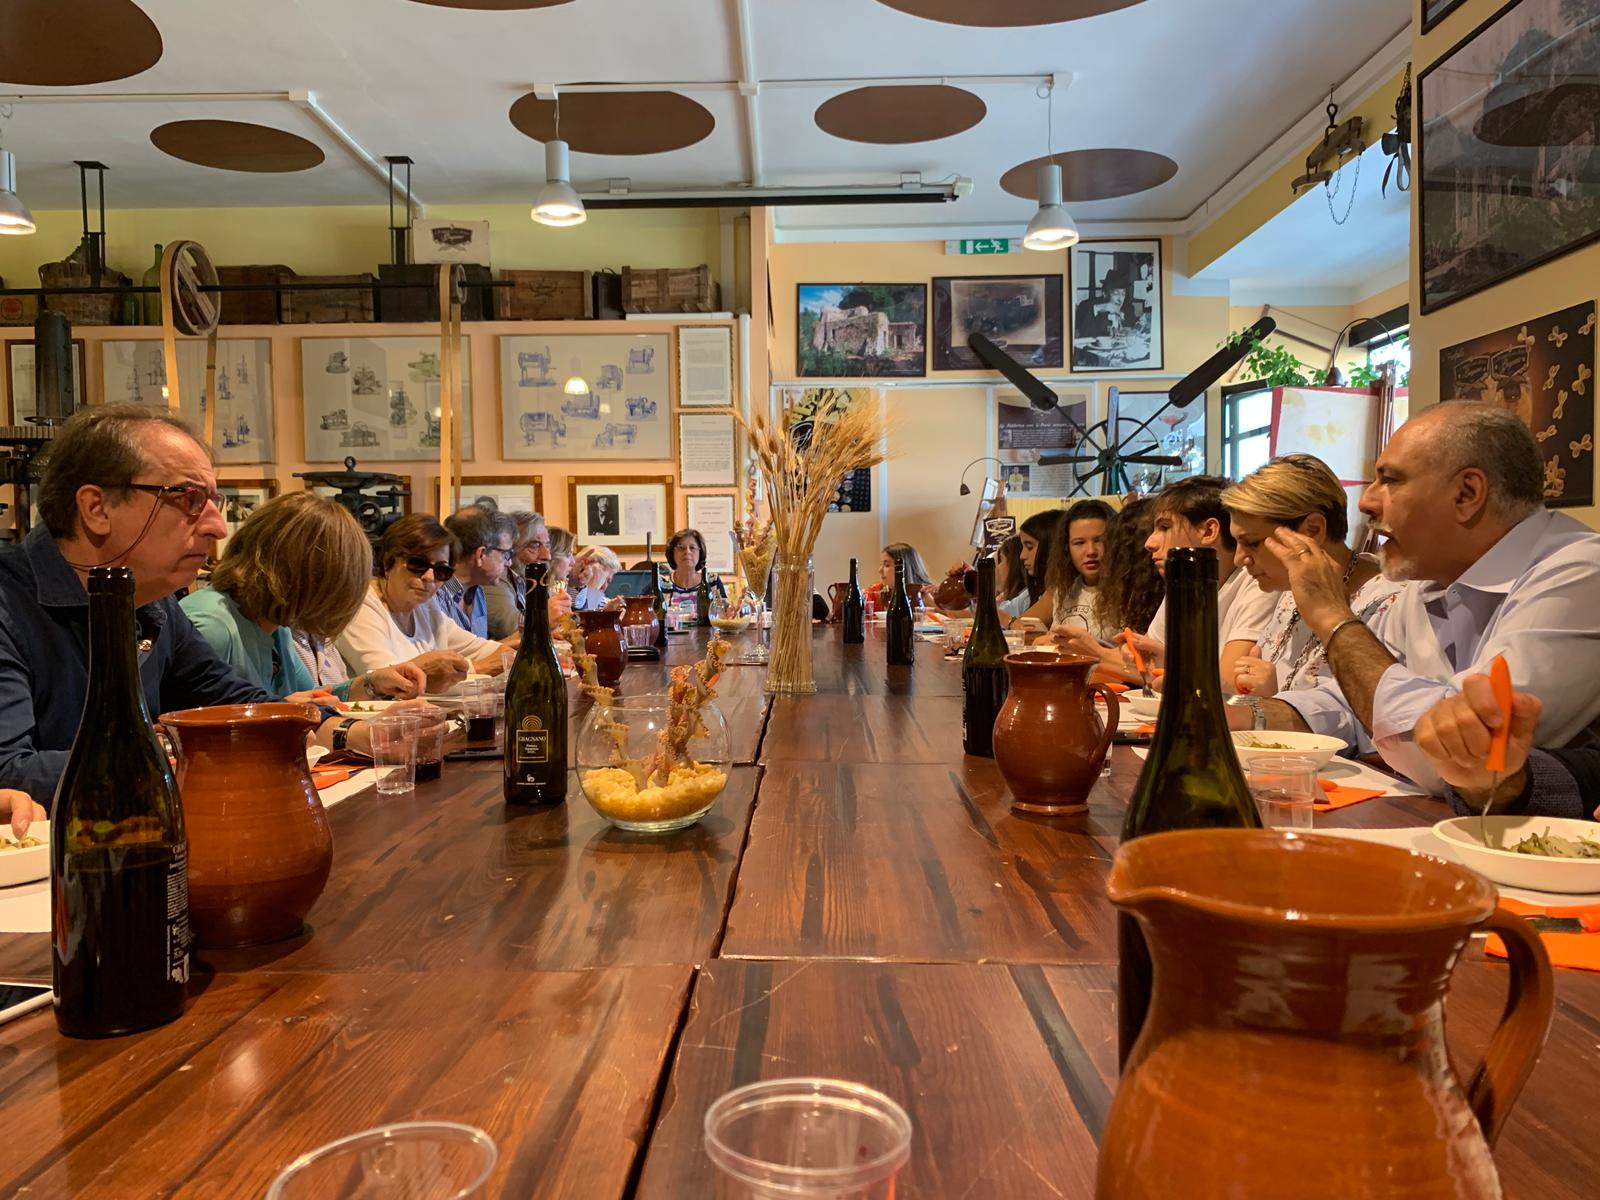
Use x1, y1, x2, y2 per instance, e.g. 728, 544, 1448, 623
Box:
739, 392, 886, 694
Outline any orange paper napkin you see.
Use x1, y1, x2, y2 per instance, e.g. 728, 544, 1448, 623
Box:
1486, 899, 1600, 973
1315, 777, 1386, 811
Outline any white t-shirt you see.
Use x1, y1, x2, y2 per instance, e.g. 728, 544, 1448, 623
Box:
1145, 565, 1276, 650
1052, 581, 1115, 640
337, 582, 500, 674
1254, 570, 1404, 692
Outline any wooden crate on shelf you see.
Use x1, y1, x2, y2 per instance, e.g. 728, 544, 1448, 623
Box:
621, 264, 720, 314
282, 274, 376, 324
217, 264, 292, 324
0, 278, 40, 327
500, 269, 593, 320
376, 263, 496, 322
39, 247, 127, 326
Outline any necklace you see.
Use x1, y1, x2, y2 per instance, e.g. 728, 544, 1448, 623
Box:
1262, 553, 1361, 669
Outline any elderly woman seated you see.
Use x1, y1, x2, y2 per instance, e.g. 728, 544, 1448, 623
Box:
569, 546, 626, 611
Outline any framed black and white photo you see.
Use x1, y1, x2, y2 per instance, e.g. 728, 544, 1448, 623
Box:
4, 338, 85, 422
1423, 0, 1471, 33
499, 334, 671, 460
685, 493, 737, 575
932, 274, 1063, 371
1419, 0, 1600, 312
1069, 240, 1164, 371
567, 474, 676, 554
216, 479, 278, 557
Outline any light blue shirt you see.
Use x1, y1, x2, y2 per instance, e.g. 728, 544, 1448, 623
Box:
435, 577, 489, 638
1279, 509, 1600, 791
181, 586, 353, 702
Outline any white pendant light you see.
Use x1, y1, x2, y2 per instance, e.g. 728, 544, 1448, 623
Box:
1023, 161, 1077, 252
0, 149, 36, 236
533, 138, 586, 227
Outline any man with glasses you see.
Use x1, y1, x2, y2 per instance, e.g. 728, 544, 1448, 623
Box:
439, 508, 519, 642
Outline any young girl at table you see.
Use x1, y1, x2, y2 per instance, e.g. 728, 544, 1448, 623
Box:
994, 535, 1031, 621
1000, 510, 1064, 628
1051, 497, 1163, 678
1045, 499, 1118, 639
865, 542, 935, 609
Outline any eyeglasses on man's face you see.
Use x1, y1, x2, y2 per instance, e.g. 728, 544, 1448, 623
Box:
121, 482, 224, 520
403, 556, 454, 581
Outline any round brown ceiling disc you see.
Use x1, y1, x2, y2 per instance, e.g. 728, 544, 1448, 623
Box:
509, 91, 716, 155
815, 85, 986, 145
150, 120, 326, 173
0, 0, 162, 85
1001, 149, 1178, 202
873, 0, 1145, 27
406, 1, 576, 8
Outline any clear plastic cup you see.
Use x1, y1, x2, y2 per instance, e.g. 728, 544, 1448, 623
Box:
624, 622, 654, 649
266, 1121, 497, 1199
704, 1078, 912, 1199
367, 713, 418, 796
414, 714, 448, 781
1247, 754, 1319, 830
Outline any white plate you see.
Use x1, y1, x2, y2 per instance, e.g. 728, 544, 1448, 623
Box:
1124, 694, 1162, 722
1231, 731, 1345, 771
0, 820, 49, 888
1433, 816, 1600, 895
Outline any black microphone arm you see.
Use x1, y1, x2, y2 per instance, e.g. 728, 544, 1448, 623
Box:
1167, 316, 1276, 408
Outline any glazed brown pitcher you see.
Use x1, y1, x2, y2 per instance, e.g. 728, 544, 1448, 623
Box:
576, 608, 627, 687
157, 702, 333, 950
992, 651, 1118, 813
1099, 829, 1554, 1200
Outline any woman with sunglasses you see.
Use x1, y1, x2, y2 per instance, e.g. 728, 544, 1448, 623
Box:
337, 514, 509, 689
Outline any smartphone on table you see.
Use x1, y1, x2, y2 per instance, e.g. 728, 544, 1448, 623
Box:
0, 981, 51, 1025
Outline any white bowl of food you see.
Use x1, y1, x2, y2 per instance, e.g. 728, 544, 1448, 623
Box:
1124, 693, 1162, 722
1231, 730, 1345, 771
0, 820, 49, 888
1432, 816, 1600, 894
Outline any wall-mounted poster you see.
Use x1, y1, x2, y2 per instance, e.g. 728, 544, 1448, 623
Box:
568, 475, 675, 554
678, 413, 738, 487
779, 385, 877, 512
932, 274, 1063, 371
678, 324, 736, 407
1069, 240, 1163, 371
797, 284, 926, 377
301, 337, 474, 462
1419, 0, 1600, 312
994, 387, 1091, 496
685, 493, 737, 575
412, 218, 490, 265
1439, 300, 1596, 507
102, 338, 275, 464
4, 339, 85, 421
499, 334, 670, 461
1115, 388, 1206, 490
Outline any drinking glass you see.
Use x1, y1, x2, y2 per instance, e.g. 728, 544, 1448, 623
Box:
623, 622, 654, 649
266, 1121, 497, 1199
704, 1077, 912, 1200
367, 713, 418, 796
414, 714, 448, 780
458, 679, 499, 749
1246, 755, 1319, 830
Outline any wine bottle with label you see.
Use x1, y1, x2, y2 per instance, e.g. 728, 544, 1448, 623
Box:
885, 554, 915, 667
1117, 546, 1260, 1068
696, 568, 712, 628
645, 533, 668, 648
842, 557, 865, 645
962, 556, 1009, 756
503, 573, 569, 806
52, 566, 189, 1038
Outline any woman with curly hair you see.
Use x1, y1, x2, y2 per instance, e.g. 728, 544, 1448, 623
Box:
1053, 496, 1164, 673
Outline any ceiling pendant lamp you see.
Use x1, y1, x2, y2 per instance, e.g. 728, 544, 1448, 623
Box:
0, 149, 36, 236
1023, 161, 1077, 252
532, 92, 585, 227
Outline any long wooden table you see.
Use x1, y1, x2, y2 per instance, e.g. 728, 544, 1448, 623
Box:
2, 627, 1597, 1197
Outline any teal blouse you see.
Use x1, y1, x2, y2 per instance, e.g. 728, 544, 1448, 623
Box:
180, 586, 354, 701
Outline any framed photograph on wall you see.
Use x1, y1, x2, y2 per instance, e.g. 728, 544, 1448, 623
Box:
436, 474, 545, 517
499, 334, 671, 460
677, 324, 736, 407
568, 474, 676, 554
678, 413, 737, 487
102, 338, 276, 463
1422, 0, 1470, 34
1419, 0, 1600, 312
685, 493, 737, 575
1114, 388, 1207, 490
931, 274, 1063, 371
778, 385, 876, 512
797, 283, 926, 377
301, 337, 473, 462
4, 338, 86, 422
1069, 240, 1163, 371
216, 478, 278, 557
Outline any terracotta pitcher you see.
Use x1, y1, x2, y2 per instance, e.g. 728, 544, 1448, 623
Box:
826, 582, 849, 623
1100, 829, 1554, 1200
992, 651, 1118, 813
576, 608, 627, 687
621, 594, 660, 645
157, 702, 332, 949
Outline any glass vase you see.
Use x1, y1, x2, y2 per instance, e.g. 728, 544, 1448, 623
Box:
576, 693, 730, 832
765, 553, 816, 696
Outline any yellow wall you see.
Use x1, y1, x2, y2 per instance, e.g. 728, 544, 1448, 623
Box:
1408, 0, 1599, 528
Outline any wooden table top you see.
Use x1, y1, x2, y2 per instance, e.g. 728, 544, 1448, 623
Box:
2, 629, 1596, 1197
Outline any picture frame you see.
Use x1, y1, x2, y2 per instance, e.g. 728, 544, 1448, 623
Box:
438, 474, 546, 517
499, 333, 672, 460
777, 385, 877, 512
677, 324, 736, 407
678, 412, 738, 487
412, 218, 491, 266
994, 387, 1092, 496
567, 474, 676, 554
1422, 0, 1470, 34
102, 337, 276, 464
4, 338, 86, 421
1113, 388, 1207, 489
931, 274, 1063, 371
301, 336, 474, 462
797, 283, 927, 377
1068, 240, 1164, 371
1418, 0, 1600, 312
685, 493, 738, 575
216, 478, 278, 556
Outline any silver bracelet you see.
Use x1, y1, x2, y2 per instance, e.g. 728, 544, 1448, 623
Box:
1323, 616, 1363, 648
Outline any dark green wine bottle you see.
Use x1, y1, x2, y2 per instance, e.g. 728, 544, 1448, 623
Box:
645, 533, 667, 648
1117, 546, 1260, 1068
885, 555, 914, 667
842, 557, 865, 644
696, 568, 712, 628
53, 567, 189, 1038
962, 556, 1009, 756
503, 574, 568, 806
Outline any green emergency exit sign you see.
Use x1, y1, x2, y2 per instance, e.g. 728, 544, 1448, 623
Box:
945, 238, 1015, 255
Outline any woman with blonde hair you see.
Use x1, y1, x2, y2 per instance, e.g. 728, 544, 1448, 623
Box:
570, 545, 625, 611
182, 492, 427, 702
1222, 453, 1401, 697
